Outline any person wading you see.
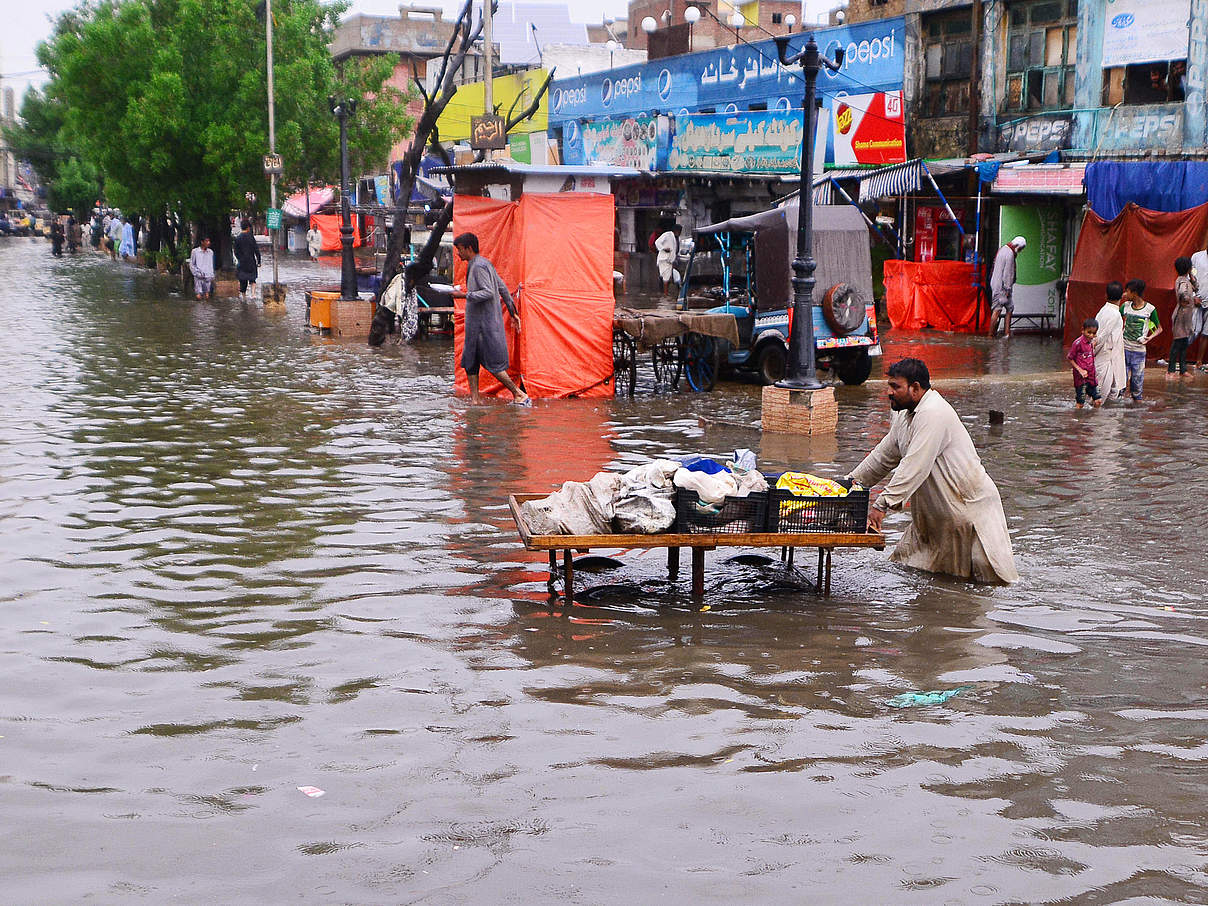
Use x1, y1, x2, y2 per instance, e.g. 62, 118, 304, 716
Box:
846, 357, 1019, 584
989, 236, 1026, 338
233, 219, 261, 298
450, 232, 530, 405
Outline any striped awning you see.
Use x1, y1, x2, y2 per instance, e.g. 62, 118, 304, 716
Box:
853, 159, 926, 203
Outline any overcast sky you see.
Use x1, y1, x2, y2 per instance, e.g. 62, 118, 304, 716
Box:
3, 0, 822, 103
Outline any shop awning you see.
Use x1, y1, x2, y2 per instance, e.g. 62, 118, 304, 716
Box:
281, 186, 335, 217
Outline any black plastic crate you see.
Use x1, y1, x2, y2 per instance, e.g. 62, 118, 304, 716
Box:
768, 488, 870, 534
674, 487, 769, 534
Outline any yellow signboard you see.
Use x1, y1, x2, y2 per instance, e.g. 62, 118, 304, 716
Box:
437, 69, 550, 142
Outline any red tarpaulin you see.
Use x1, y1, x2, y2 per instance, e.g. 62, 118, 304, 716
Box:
1065, 200, 1208, 354
309, 213, 364, 251
884, 259, 985, 333
452, 192, 616, 399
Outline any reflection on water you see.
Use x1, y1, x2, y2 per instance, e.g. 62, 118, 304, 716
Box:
1, 240, 1206, 902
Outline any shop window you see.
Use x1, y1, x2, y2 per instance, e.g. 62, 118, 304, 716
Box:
1004, 0, 1076, 112
922, 11, 974, 117
1102, 60, 1187, 105
771, 12, 782, 23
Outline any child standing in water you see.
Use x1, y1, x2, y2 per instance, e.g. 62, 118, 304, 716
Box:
1121, 279, 1162, 401
1067, 318, 1102, 408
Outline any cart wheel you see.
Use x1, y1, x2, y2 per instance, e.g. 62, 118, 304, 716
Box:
612, 330, 637, 397
651, 338, 682, 389
682, 333, 719, 392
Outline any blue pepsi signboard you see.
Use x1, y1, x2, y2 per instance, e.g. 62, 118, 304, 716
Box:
548, 17, 905, 126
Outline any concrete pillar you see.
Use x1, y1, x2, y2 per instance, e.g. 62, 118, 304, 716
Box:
1072, 0, 1106, 151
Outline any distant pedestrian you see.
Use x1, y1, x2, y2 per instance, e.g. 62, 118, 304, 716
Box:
67, 216, 82, 253
50, 219, 64, 257
306, 224, 322, 260
1067, 317, 1101, 408
654, 224, 683, 297
1189, 242, 1208, 372
119, 217, 135, 259
1167, 256, 1196, 380
189, 236, 215, 300
989, 236, 1026, 338
233, 219, 260, 297
1093, 281, 1128, 401
1121, 278, 1161, 402
450, 231, 529, 405
106, 214, 123, 260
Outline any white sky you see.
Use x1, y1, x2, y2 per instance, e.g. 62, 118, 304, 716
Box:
3, 0, 824, 103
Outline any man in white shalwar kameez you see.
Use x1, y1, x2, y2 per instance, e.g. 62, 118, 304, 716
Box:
848, 358, 1019, 584
1093, 281, 1127, 400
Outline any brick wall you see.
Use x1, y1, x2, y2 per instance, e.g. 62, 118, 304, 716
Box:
627, 0, 803, 53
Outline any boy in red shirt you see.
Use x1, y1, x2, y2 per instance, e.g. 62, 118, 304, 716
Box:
1068, 317, 1102, 408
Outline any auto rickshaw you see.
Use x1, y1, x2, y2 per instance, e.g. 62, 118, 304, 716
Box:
676, 202, 881, 387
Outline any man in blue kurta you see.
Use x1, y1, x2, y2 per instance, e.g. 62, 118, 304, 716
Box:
451, 232, 529, 405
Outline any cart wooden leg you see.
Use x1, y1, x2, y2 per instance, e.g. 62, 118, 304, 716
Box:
668, 546, 680, 581
691, 547, 705, 600
563, 549, 574, 602
817, 547, 825, 591
787, 547, 795, 569
548, 551, 558, 592
824, 548, 833, 597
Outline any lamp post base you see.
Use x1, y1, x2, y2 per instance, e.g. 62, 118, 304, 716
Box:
774, 375, 825, 391
761, 385, 837, 436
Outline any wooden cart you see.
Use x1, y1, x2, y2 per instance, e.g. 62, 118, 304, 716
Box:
509, 494, 885, 602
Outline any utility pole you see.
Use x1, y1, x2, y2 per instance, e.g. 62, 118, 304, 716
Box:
773, 33, 845, 390
484, 0, 494, 114
967, 0, 982, 157
266, 0, 279, 289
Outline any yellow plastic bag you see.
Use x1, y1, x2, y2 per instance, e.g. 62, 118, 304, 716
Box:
774, 472, 859, 516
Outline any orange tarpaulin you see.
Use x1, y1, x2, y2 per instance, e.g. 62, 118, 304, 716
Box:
884, 260, 985, 333
451, 192, 616, 399
1065, 201, 1208, 354
309, 213, 364, 251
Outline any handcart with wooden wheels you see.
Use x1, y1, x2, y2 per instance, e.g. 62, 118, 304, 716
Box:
611, 307, 739, 397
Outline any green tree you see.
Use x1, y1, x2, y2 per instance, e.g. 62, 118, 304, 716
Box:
2, 87, 103, 216
35, 0, 413, 261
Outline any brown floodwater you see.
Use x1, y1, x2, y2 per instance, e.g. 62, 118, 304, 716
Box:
2, 238, 1206, 903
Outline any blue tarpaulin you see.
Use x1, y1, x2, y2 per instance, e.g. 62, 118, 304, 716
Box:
1086, 161, 1208, 220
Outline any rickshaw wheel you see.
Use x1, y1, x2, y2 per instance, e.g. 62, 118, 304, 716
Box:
682, 333, 719, 392
834, 348, 873, 385
612, 330, 637, 397
756, 342, 787, 385
652, 339, 682, 389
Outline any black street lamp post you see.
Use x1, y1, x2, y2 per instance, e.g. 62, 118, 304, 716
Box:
329, 96, 359, 301
773, 34, 844, 390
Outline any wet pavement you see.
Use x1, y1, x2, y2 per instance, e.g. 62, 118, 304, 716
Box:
2, 238, 1207, 903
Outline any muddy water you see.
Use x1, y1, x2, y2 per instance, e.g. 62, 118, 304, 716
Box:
2, 239, 1206, 903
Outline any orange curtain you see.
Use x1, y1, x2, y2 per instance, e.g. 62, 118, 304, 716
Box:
1065, 200, 1208, 353
450, 192, 617, 399
884, 260, 985, 333
309, 214, 363, 251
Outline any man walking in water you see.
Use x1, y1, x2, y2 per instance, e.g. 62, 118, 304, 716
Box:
847, 357, 1019, 584
989, 236, 1026, 338
451, 232, 529, 405
189, 236, 215, 300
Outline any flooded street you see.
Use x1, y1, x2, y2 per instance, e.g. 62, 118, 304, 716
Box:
2, 239, 1206, 903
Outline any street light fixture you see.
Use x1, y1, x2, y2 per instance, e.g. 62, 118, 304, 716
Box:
641, 15, 657, 33
773, 32, 844, 390
606, 38, 618, 67
684, 5, 700, 49
729, 9, 744, 42
785, 13, 796, 32
329, 95, 359, 301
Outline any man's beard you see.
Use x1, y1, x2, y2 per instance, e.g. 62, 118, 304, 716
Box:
889, 397, 916, 412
